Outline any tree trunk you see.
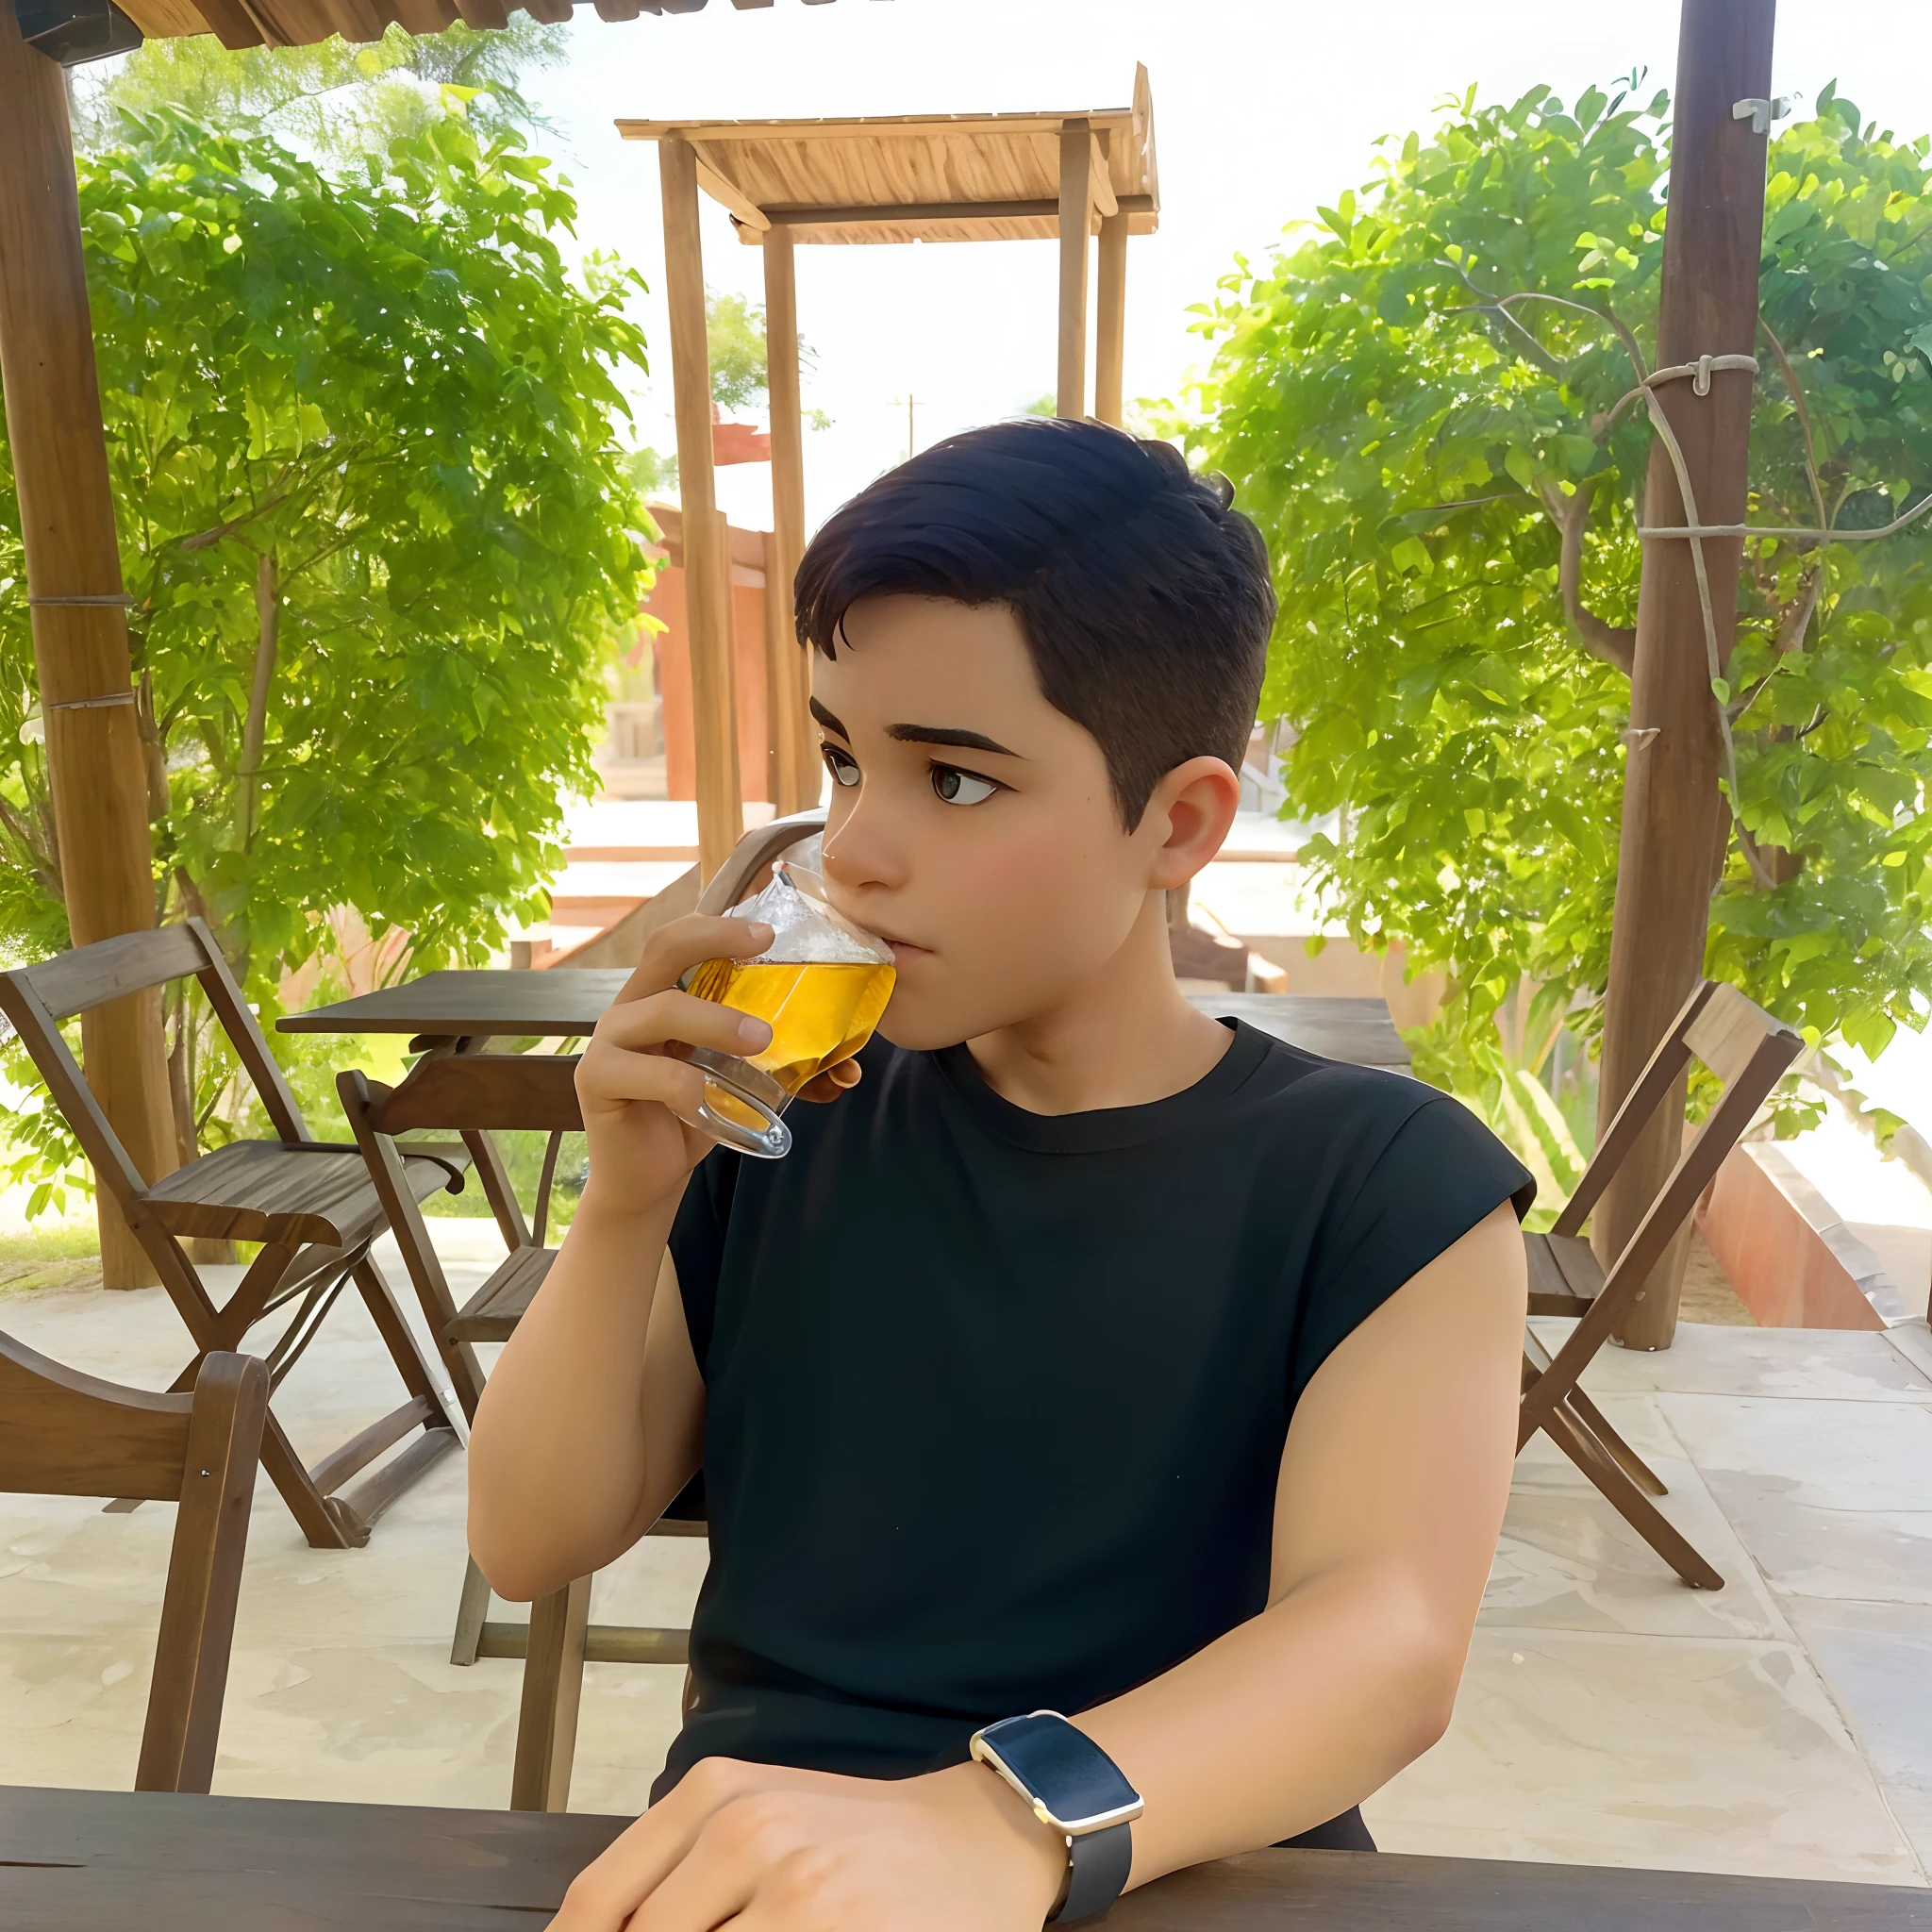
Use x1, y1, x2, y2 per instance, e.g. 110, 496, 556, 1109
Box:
1595, 0, 1776, 1348
0, 10, 175, 1286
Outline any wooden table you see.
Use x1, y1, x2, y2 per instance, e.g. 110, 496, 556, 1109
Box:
7, 1786, 1926, 1929
279, 969, 629, 1041
283, 972, 1411, 1073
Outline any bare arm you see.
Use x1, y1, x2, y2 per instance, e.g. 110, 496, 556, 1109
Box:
468, 911, 800, 1603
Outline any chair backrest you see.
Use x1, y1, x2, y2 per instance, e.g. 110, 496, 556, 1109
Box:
0, 917, 308, 1212
1553, 979, 1804, 1279
0, 1333, 268, 1792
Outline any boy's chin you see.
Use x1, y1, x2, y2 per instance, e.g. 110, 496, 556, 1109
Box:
874, 1004, 974, 1054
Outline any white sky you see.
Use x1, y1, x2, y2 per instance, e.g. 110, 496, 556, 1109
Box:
519, 0, 1932, 534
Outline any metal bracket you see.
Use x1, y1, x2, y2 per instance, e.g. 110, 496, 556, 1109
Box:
1731, 96, 1792, 136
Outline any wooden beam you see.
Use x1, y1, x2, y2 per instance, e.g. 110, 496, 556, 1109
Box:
1089, 144, 1118, 220
691, 145, 768, 230
753, 193, 1156, 231
658, 137, 742, 882
1596, 0, 1776, 1350
761, 225, 814, 817
1094, 209, 1128, 426
617, 110, 1138, 145
0, 9, 177, 1287
1057, 123, 1092, 419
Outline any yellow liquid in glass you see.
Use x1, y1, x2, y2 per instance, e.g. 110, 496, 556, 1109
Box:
683, 958, 896, 1096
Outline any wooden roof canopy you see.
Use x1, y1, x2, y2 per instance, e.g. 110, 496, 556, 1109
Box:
628, 70, 1159, 884
16, 0, 859, 62
615, 65, 1159, 246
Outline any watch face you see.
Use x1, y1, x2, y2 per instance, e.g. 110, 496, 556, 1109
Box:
975, 1713, 1141, 1832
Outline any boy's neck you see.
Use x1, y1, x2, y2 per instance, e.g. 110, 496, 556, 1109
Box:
964, 891, 1234, 1117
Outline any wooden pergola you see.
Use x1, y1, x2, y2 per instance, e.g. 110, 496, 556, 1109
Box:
0, 0, 868, 1282
617, 66, 1160, 879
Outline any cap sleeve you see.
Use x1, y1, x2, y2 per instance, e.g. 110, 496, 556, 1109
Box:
1291, 1095, 1536, 1408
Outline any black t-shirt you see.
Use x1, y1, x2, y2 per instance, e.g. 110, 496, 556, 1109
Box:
658, 1018, 1532, 1799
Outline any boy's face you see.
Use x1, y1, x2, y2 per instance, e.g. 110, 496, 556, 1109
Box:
809, 593, 1231, 1051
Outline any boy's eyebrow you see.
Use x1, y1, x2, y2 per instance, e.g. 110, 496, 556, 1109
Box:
810, 695, 1024, 760
884, 723, 1025, 758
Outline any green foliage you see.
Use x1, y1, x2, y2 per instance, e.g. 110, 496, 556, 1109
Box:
701, 289, 829, 428
1192, 80, 1932, 1109
70, 19, 567, 161
707, 290, 774, 414
0, 102, 655, 1204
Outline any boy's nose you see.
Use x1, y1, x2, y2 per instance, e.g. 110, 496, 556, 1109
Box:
821, 795, 910, 894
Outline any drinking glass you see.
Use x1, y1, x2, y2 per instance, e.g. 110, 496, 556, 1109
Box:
670, 859, 895, 1158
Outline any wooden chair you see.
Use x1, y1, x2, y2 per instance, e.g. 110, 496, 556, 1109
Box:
1520, 980, 1804, 1590
0, 921, 469, 1551
0, 1332, 268, 1791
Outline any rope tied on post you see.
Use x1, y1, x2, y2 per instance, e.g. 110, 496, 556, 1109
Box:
1624, 349, 1932, 889
1623, 351, 1769, 881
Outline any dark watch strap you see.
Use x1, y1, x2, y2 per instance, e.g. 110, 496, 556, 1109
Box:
1051, 1820, 1133, 1924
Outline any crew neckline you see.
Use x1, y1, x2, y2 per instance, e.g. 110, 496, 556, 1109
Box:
930, 1017, 1275, 1155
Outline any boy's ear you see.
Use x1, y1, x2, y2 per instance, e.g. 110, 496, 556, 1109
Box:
1144, 756, 1242, 891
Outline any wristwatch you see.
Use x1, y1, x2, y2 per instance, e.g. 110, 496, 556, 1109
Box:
969, 1711, 1143, 1924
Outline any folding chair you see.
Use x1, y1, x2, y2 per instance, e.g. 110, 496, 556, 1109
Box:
0, 1332, 268, 1790
1520, 980, 1804, 1590
341, 809, 825, 1808
0, 920, 469, 1551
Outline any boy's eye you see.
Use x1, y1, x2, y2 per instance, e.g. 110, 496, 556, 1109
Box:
931, 764, 998, 807
822, 744, 860, 788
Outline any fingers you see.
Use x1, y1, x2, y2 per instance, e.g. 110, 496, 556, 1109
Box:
595, 988, 774, 1061
795, 1060, 864, 1106
551, 1759, 776, 1931
615, 916, 774, 1007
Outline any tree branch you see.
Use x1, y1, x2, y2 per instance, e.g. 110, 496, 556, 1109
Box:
1537, 479, 1636, 675
239, 552, 278, 850
1757, 313, 1828, 533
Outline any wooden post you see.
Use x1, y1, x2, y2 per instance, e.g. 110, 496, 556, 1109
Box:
761, 225, 813, 817
1094, 210, 1128, 427
0, 10, 175, 1287
659, 137, 742, 883
1596, 0, 1776, 1349
1056, 121, 1092, 420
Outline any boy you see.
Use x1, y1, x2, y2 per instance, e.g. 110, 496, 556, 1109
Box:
470, 419, 1532, 1930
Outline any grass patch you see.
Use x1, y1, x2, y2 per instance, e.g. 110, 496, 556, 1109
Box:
0, 1224, 101, 1263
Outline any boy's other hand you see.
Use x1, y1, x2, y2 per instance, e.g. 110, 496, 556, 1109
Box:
546, 1755, 1065, 1932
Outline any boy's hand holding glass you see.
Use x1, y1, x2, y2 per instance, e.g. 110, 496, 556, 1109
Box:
570, 914, 846, 1218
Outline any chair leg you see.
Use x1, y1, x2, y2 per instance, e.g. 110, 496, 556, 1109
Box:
135, 1355, 270, 1793
510, 1575, 591, 1812
351, 1257, 466, 1439
257, 1409, 363, 1551
1567, 1384, 1669, 1497
1540, 1400, 1724, 1592
451, 1555, 492, 1667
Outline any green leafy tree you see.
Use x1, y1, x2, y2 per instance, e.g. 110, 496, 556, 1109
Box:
70, 18, 567, 160
1191, 81, 1932, 1117
0, 101, 654, 1192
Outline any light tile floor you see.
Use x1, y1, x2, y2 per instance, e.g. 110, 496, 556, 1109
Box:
2, 1227, 1929, 1887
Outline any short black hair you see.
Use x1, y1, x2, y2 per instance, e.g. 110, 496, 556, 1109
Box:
793, 418, 1275, 829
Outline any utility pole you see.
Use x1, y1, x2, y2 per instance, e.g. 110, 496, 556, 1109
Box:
1595, 0, 1776, 1348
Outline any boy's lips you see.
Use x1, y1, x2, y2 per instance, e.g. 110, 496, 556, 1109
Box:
875, 931, 931, 963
